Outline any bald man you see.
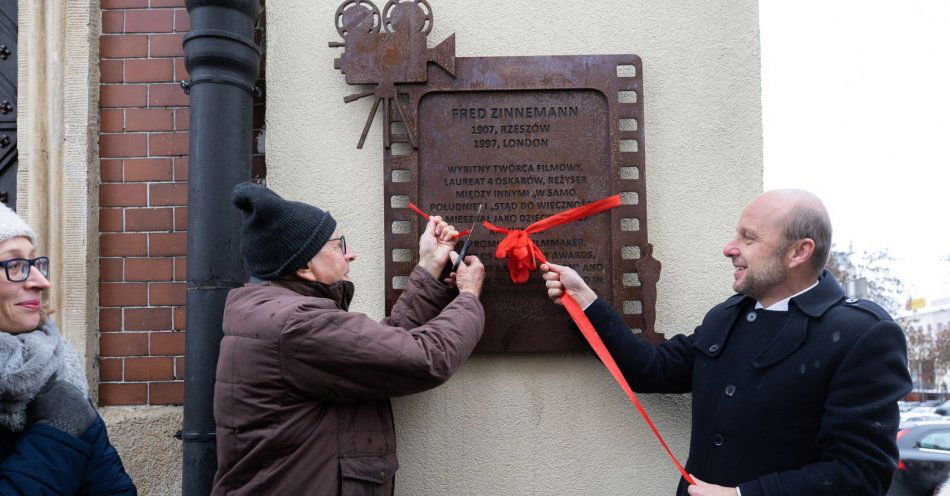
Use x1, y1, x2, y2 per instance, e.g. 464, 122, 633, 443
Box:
542, 190, 912, 496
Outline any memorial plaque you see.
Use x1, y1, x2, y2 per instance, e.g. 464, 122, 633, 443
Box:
331, 1, 661, 351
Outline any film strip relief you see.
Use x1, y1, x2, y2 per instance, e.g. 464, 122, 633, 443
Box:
382, 54, 657, 348
383, 112, 419, 310
608, 55, 658, 343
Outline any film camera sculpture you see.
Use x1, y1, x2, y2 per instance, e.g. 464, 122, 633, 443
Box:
330, 0, 457, 149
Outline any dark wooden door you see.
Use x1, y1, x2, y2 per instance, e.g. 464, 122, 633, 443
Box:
0, 0, 16, 210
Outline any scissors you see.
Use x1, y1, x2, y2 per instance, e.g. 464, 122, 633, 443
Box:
452, 203, 484, 273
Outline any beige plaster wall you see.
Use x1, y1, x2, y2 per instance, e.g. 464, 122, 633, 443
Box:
101, 407, 183, 496
267, 0, 762, 493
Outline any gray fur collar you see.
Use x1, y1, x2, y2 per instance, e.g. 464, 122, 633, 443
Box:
0, 320, 88, 431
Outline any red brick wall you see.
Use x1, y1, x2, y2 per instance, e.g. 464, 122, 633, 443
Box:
97, 0, 265, 406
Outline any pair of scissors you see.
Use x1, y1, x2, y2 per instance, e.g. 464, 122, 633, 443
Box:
452, 203, 484, 273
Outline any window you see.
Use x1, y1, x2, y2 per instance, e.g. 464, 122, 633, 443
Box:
919, 431, 950, 451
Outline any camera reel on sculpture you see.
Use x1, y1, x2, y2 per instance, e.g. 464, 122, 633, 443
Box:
382, 0, 433, 34
335, 0, 381, 38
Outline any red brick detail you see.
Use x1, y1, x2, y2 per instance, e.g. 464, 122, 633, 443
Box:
174, 257, 186, 281
173, 9, 190, 32
173, 157, 188, 180
126, 207, 175, 231
150, 331, 185, 355
149, 33, 184, 57
149, 183, 187, 206
174, 207, 188, 231
100, 59, 124, 83
125, 58, 174, 83
100, 358, 124, 382
99, 383, 148, 406
102, 10, 125, 33
149, 382, 184, 405
149, 83, 189, 107
97, 0, 265, 406
101, 160, 124, 182
175, 356, 185, 377
149, 132, 188, 156
174, 108, 189, 131
124, 158, 173, 182
150, 0, 185, 7
99, 208, 124, 232
125, 257, 174, 281
125, 108, 174, 132
100, 183, 148, 207
149, 232, 187, 256
100, 282, 149, 307
100, 332, 149, 356
100, 233, 148, 257
125, 9, 174, 33
100, 308, 122, 332
100, 133, 148, 158
101, 35, 148, 58
173, 306, 185, 330
100, 258, 124, 282
102, 0, 148, 8
100, 85, 147, 108
174, 58, 188, 80
101, 109, 124, 133
125, 307, 173, 330
124, 357, 175, 381
149, 282, 185, 305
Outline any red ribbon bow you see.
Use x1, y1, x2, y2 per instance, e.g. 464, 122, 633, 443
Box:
482, 195, 621, 283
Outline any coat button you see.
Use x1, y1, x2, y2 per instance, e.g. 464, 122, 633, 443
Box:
709, 344, 720, 353
713, 434, 724, 446
746, 311, 757, 322
725, 384, 736, 396
380, 471, 386, 479
845, 297, 859, 304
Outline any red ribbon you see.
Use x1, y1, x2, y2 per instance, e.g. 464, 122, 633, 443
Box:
412, 195, 694, 486
408, 203, 470, 239
563, 294, 695, 485
482, 195, 621, 283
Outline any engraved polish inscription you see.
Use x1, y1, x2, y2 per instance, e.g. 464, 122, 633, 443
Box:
418, 90, 611, 352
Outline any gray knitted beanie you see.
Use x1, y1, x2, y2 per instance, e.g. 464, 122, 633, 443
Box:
0, 204, 36, 245
231, 182, 337, 280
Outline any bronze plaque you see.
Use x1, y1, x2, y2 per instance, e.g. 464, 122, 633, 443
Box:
331, 1, 659, 352
417, 89, 611, 351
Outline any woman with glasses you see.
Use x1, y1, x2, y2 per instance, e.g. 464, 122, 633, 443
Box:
0, 204, 136, 494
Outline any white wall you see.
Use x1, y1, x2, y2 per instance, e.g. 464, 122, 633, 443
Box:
267, 0, 762, 493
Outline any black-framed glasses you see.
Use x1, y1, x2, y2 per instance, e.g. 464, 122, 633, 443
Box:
329, 235, 346, 255
0, 257, 50, 282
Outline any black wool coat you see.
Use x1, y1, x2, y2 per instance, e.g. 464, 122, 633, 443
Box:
584, 270, 912, 496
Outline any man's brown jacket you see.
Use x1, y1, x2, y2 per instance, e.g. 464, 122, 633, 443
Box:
211, 267, 484, 495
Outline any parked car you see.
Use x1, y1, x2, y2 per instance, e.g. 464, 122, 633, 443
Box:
902, 407, 943, 424
903, 413, 947, 424
888, 420, 950, 496
934, 401, 950, 416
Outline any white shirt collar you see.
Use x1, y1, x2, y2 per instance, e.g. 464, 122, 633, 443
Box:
754, 280, 820, 312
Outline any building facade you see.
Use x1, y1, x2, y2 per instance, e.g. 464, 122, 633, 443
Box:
16, 0, 761, 493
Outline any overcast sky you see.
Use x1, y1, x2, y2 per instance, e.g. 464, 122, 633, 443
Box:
760, 0, 950, 299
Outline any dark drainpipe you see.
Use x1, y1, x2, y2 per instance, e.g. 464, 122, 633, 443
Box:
181, 1, 261, 494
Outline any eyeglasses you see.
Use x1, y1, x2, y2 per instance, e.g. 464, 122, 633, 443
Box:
328, 235, 346, 255
0, 257, 50, 282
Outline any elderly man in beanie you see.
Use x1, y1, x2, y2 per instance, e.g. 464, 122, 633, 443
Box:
212, 183, 486, 495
